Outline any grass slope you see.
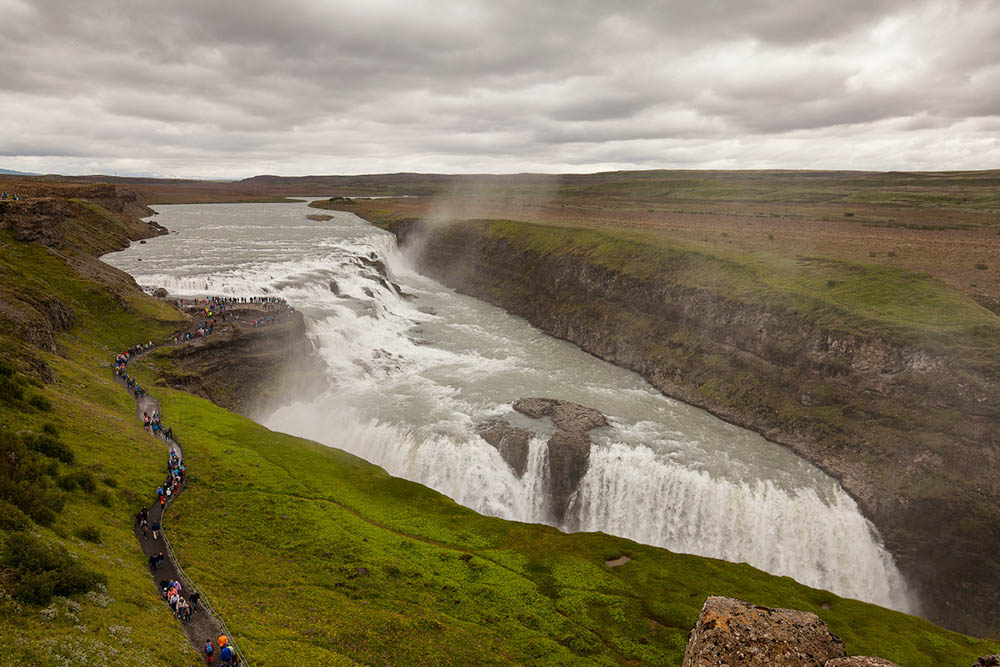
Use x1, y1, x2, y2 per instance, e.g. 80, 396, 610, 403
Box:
481, 219, 1000, 344
125, 365, 999, 666
0, 233, 195, 665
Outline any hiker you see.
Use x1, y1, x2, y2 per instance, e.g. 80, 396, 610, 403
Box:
140, 518, 148, 539
218, 635, 228, 650
219, 644, 233, 666
204, 639, 214, 665
157, 552, 164, 569
148, 553, 157, 570
190, 591, 200, 612
151, 519, 160, 540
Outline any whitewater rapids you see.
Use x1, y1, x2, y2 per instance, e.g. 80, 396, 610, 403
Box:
105, 200, 914, 612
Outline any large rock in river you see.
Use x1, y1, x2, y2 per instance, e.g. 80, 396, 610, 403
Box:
546, 431, 592, 523
513, 397, 608, 432
507, 397, 607, 522
682, 596, 846, 667
476, 419, 532, 477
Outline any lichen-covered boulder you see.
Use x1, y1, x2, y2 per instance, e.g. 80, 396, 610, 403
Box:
682, 596, 846, 667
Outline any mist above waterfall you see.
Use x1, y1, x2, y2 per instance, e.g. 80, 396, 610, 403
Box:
105, 199, 914, 613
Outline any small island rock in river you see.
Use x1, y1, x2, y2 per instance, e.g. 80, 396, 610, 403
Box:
478, 398, 609, 523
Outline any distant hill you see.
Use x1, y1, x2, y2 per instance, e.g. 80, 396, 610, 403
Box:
0, 168, 40, 176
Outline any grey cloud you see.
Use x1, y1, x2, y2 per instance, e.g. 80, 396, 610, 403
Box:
2, 0, 999, 175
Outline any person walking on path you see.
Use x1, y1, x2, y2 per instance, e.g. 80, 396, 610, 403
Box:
117, 334, 246, 665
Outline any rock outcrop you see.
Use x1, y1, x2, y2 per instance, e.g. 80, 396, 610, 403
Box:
479, 398, 607, 522
475, 419, 531, 477
0, 198, 69, 247
513, 397, 608, 431
825, 658, 900, 666
974, 656, 1000, 667
156, 308, 322, 417
682, 596, 846, 666
545, 430, 592, 521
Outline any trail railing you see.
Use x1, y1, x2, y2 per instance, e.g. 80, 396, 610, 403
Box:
117, 343, 252, 666
160, 491, 250, 666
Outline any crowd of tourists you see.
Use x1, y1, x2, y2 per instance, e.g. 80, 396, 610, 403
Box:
171, 295, 295, 335
114, 343, 156, 398
0, 192, 21, 200
170, 321, 213, 343
114, 328, 246, 666
203, 633, 240, 666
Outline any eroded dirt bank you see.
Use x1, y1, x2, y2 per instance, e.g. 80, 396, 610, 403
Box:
378, 216, 1000, 638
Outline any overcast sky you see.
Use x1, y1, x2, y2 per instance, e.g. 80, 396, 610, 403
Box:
2, 0, 999, 178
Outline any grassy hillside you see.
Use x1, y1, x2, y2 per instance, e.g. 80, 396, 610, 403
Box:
1, 201, 999, 664
0, 232, 196, 665
118, 375, 1000, 665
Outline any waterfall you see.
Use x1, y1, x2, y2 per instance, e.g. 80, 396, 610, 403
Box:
105, 201, 915, 614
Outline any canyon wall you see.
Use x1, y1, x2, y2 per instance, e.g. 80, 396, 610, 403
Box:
381, 216, 1000, 638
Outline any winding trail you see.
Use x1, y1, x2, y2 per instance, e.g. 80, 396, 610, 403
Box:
112, 300, 288, 665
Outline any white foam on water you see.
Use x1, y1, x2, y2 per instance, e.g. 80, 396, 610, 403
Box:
105, 201, 916, 613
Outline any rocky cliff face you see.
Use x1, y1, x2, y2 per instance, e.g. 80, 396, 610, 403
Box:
0, 185, 169, 381
155, 310, 321, 418
382, 217, 1000, 638
0, 184, 165, 254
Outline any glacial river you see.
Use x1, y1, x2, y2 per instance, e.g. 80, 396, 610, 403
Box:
105, 199, 913, 611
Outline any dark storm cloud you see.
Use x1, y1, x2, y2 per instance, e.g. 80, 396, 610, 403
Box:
1, 0, 998, 176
